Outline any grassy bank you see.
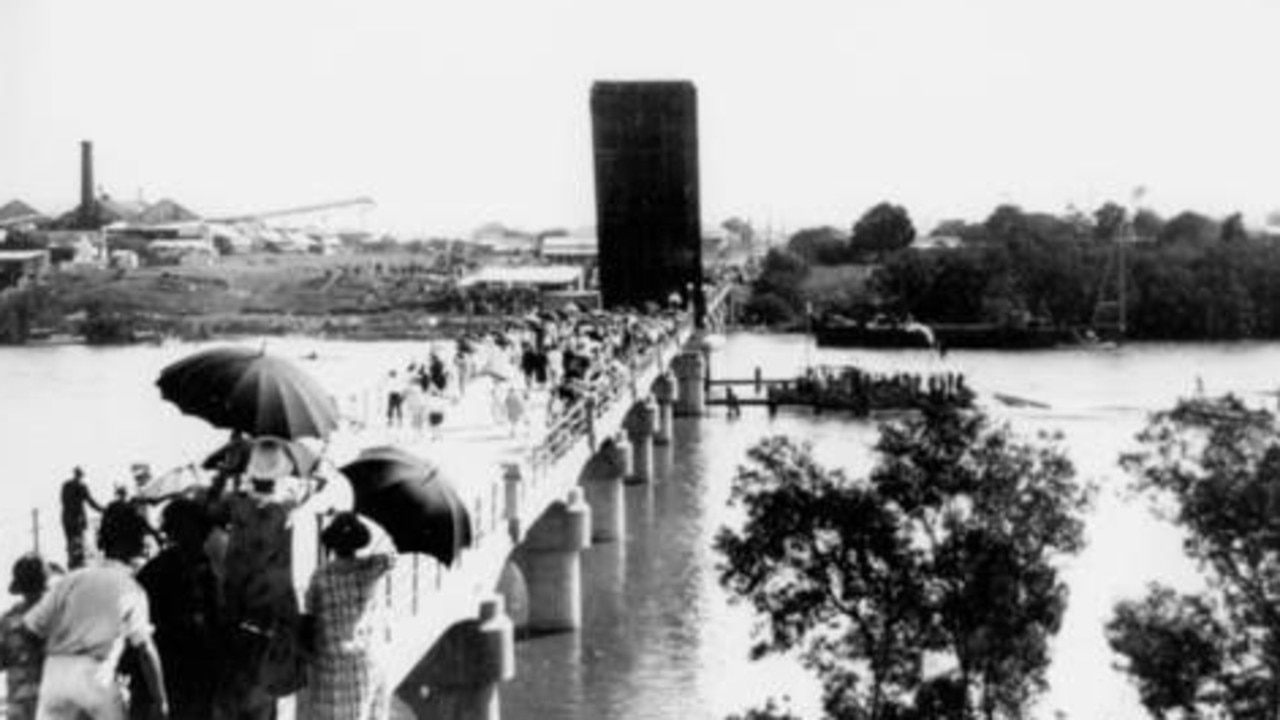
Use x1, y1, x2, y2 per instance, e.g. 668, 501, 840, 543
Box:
0, 252, 495, 344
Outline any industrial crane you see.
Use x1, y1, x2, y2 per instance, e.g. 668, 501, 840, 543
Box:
209, 197, 376, 224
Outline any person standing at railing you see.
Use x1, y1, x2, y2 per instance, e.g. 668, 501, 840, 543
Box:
297, 513, 395, 720
0, 554, 60, 720
60, 466, 104, 570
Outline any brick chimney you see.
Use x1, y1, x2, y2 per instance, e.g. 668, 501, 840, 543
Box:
79, 140, 94, 226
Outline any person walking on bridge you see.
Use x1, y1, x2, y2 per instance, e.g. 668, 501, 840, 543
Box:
60, 467, 103, 570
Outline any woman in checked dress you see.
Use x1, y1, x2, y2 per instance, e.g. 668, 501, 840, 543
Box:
301, 512, 396, 720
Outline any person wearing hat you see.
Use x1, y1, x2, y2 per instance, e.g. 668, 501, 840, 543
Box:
214, 438, 318, 720
60, 466, 103, 569
0, 554, 61, 720
298, 513, 395, 720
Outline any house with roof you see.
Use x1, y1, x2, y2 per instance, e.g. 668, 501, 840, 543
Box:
0, 200, 45, 230
470, 222, 537, 255
0, 249, 50, 291
458, 264, 585, 293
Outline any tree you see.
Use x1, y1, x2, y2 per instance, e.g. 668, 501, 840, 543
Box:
1157, 211, 1218, 247
1220, 212, 1248, 244
787, 227, 850, 265
717, 405, 1092, 719
1093, 202, 1126, 243
1106, 585, 1225, 718
1111, 394, 1280, 718
851, 203, 916, 259
723, 217, 757, 246
744, 248, 810, 325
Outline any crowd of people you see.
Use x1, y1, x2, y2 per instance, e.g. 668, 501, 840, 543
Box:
0, 302, 691, 720
374, 304, 686, 443
777, 365, 974, 414
3, 442, 395, 720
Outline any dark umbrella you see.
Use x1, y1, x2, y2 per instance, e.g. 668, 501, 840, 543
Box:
157, 346, 340, 440
339, 446, 473, 565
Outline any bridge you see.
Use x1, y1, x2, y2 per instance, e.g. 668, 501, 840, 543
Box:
289, 282, 736, 719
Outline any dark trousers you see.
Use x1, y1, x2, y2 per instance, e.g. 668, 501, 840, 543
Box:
63, 522, 86, 569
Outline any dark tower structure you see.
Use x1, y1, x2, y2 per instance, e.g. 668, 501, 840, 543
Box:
78, 140, 95, 228
591, 81, 704, 324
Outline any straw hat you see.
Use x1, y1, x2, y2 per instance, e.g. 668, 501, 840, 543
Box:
246, 437, 294, 480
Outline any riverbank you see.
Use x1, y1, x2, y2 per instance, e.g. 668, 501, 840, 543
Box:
0, 251, 538, 345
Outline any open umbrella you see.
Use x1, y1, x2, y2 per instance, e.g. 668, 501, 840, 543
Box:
157, 346, 340, 439
339, 446, 473, 565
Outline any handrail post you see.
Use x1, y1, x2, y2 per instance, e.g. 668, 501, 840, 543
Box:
31, 508, 39, 554
585, 396, 597, 451
504, 463, 524, 542
411, 554, 420, 615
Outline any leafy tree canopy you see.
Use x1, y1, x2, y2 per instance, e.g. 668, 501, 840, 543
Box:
1111, 394, 1280, 718
787, 226, 850, 266
717, 406, 1092, 719
851, 202, 916, 259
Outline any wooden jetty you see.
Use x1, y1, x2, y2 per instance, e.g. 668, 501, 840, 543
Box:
706, 364, 973, 417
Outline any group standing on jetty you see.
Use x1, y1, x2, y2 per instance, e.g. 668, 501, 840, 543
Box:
0, 301, 688, 720
770, 364, 973, 415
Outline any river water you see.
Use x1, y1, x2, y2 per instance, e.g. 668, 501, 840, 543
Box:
1, 332, 1274, 718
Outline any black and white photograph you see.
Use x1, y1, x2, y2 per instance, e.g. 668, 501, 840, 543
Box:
3, 2, 1280, 718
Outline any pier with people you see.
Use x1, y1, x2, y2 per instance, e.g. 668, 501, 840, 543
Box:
706, 363, 973, 416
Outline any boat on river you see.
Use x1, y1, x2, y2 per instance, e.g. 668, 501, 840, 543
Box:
811, 314, 935, 349
813, 314, 1080, 350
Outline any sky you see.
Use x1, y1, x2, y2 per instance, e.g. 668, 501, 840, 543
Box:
3, 0, 1279, 237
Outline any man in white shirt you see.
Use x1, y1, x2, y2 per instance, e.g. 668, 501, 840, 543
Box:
25, 507, 169, 720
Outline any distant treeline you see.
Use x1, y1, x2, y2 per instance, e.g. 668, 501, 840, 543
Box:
744, 202, 1280, 340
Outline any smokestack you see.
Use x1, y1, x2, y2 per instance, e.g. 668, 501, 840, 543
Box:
79, 140, 94, 225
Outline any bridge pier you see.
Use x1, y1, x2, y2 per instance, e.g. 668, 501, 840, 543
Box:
623, 398, 657, 483
514, 488, 591, 632
651, 372, 675, 445
672, 352, 705, 417
397, 596, 515, 720
580, 437, 628, 543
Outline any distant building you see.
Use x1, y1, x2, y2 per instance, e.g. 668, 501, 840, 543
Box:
133, 198, 200, 226
0, 249, 50, 291
0, 199, 45, 230
109, 249, 140, 270
540, 233, 598, 285
458, 265, 585, 293
148, 239, 216, 266
915, 234, 963, 250
470, 223, 537, 255
43, 231, 105, 266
